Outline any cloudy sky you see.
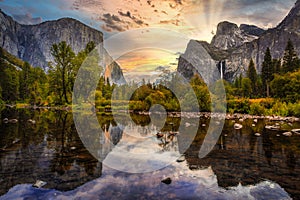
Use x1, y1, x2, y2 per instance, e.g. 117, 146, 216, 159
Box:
0, 0, 296, 81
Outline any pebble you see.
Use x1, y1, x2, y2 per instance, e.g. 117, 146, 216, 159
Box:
255, 133, 261, 137
282, 132, 292, 137
185, 122, 191, 127
28, 119, 36, 124
32, 180, 47, 188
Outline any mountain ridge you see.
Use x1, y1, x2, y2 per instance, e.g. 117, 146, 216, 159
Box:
0, 9, 126, 84
178, 0, 300, 82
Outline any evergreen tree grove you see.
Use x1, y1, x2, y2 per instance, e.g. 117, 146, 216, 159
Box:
261, 47, 274, 97
247, 59, 257, 96
282, 39, 299, 73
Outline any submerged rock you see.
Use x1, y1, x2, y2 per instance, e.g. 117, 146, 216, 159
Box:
161, 177, 172, 185
8, 119, 18, 123
265, 125, 280, 130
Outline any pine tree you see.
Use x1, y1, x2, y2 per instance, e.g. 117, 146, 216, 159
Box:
272, 59, 281, 74
282, 39, 299, 73
19, 62, 31, 100
261, 48, 274, 97
247, 59, 257, 97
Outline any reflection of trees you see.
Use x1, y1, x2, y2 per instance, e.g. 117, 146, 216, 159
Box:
184, 120, 300, 199
262, 128, 274, 165
50, 111, 101, 177
286, 149, 296, 171
0, 109, 103, 195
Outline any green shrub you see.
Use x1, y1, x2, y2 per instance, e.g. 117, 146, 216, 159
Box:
287, 102, 300, 117
227, 98, 250, 114
271, 101, 288, 116
249, 103, 265, 116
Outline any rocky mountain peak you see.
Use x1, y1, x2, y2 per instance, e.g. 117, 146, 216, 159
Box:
277, 0, 300, 31
239, 24, 265, 37
211, 21, 260, 50
215, 21, 239, 35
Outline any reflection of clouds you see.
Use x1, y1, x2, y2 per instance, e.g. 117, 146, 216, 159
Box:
103, 122, 181, 172
2, 161, 291, 199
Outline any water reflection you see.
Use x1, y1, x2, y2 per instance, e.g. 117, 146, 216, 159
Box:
0, 109, 300, 199
185, 118, 300, 199
0, 109, 102, 194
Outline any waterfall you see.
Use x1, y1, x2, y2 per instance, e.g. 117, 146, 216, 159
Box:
220, 61, 223, 80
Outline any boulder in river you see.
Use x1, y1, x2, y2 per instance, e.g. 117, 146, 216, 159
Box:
291, 129, 300, 135
265, 125, 280, 130
176, 155, 185, 163
282, 132, 292, 137
234, 123, 243, 130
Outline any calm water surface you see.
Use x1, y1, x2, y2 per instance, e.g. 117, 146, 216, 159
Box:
0, 108, 299, 199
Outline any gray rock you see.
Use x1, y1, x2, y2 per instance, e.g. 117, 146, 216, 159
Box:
177, 0, 300, 82
234, 123, 243, 130
176, 155, 185, 162
291, 129, 300, 135
32, 180, 47, 188
177, 40, 220, 85
282, 132, 292, 137
211, 21, 260, 50
0, 10, 125, 85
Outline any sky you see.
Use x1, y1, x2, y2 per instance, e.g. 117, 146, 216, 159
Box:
0, 0, 296, 82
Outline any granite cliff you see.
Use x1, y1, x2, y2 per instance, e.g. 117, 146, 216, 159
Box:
178, 0, 300, 82
0, 10, 125, 84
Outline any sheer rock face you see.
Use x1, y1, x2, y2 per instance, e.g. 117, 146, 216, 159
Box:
0, 10, 102, 69
177, 40, 220, 85
226, 0, 300, 80
211, 21, 260, 51
178, 0, 300, 82
0, 10, 126, 84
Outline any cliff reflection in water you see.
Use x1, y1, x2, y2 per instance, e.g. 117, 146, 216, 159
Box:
0, 109, 104, 195
0, 109, 300, 199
